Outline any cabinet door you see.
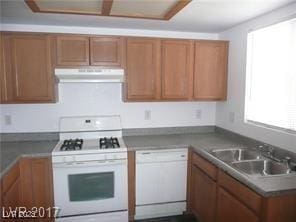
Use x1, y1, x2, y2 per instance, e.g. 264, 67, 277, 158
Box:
194, 41, 228, 100
90, 37, 124, 67
128, 151, 136, 221
20, 157, 54, 221
217, 187, 259, 222
8, 34, 55, 102
1, 161, 21, 221
56, 36, 90, 66
0, 33, 6, 103
2, 179, 21, 221
161, 40, 194, 100
192, 165, 216, 222
126, 38, 161, 101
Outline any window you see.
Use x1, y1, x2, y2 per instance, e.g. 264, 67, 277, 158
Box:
245, 18, 296, 133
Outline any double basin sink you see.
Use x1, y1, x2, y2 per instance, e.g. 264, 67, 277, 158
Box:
209, 148, 295, 177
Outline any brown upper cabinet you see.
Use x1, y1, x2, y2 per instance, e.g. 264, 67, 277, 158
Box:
1, 32, 229, 103
125, 38, 161, 101
193, 41, 228, 100
124, 38, 228, 102
55, 35, 125, 68
90, 37, 124, 67
161, 40, 194, 100
1, 33, 56, 103
56, 35, 90, 66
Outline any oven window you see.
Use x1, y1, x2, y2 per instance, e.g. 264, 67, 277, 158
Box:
68, 172, 114, 202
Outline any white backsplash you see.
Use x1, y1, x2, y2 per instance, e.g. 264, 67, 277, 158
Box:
0, 83, 216, 133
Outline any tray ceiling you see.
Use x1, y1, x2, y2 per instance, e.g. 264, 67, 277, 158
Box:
24, 0, 192, 20
1, 0, 295, 33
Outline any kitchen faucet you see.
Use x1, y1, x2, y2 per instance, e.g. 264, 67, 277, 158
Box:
257, 144, 281, 162
257, 144, 296, 171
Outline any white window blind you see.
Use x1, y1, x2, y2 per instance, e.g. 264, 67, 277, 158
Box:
245, 18, 296, 133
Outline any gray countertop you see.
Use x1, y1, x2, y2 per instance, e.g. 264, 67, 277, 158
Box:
0, 140, 58, 178
1, 132, 296, 197
123, 132, 245, 151
123, 133, 296, 197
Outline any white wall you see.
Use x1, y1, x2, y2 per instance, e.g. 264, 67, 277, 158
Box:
0, 24, 218, 39
216, 3, 296, 152
0, 84, 216, 132
0, 24, 218, 133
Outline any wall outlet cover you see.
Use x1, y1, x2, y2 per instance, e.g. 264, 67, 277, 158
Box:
229, 112, 235, 123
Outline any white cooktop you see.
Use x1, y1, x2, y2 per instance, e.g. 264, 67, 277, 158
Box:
52, 137, 127, 156
52, 115, 127, 157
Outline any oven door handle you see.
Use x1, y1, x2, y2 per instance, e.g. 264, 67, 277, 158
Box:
53, 159, 127, 168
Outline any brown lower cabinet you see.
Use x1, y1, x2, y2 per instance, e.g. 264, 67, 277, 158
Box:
190, 152, 296, 222
127, 151, 136, 221
191, 165, 216, 222
217, 187, 259, 222
1, 162, 21, 222
1, 156, 54, 222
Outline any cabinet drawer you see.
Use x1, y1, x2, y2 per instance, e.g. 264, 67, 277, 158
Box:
2, 161, 20, 194
218, 170, 262, 215
192, 152, 217, 180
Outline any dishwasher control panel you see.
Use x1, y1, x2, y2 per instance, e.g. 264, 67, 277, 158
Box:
136, 148, 188, 163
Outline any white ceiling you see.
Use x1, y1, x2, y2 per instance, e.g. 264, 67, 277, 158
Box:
1, 0, 295, 33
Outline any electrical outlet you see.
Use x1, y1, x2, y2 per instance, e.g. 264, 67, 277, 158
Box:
4, 115, 12, 125
144, 110, 151, 120
195, 109, 202, 119
229, 112, 235, 123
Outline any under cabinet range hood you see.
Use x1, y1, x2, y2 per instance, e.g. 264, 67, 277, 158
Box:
55, 68, 124, 83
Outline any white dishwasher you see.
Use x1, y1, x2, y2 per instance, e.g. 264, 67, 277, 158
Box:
135, 148, 188, 220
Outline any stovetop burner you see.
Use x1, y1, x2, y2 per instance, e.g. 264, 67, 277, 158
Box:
100, 137, 120, 149
60, 139, 83, 151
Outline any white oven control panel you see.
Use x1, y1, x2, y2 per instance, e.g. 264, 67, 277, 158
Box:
52, 152, 127, 164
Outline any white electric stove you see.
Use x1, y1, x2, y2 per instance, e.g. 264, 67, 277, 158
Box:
52, 115, 128, 222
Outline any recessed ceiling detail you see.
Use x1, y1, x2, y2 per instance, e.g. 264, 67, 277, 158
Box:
24, 0, 192, 20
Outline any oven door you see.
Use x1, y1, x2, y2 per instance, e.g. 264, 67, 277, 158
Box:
53, 159, 128, 217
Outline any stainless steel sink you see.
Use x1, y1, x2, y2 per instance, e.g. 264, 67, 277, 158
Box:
208, 148, 296, 177
231, 160, 293, 176
211, 148, 261, 163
